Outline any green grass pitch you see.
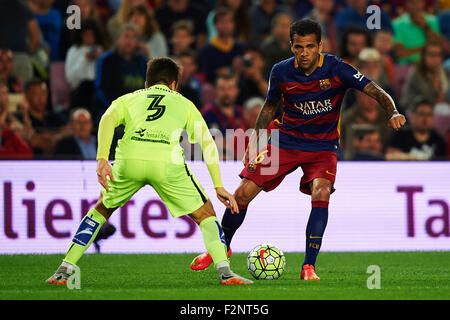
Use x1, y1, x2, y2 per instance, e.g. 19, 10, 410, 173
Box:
1, 252, 449, 300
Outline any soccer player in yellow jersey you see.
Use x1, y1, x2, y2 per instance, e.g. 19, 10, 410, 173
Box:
47, 57, 253, 285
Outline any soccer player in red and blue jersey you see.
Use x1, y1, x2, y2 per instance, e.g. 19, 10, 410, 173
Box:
190, 19, 406, 280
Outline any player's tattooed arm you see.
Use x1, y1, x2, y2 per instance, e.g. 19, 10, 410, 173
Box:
362, 81, 406, 131
254, 100, 280, 132
243, 100, 281, 165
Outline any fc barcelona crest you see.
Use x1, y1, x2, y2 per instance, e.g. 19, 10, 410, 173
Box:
319, 78, 331, 90
247, 163, 257, 173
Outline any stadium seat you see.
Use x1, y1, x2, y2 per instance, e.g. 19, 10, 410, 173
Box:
393, 64, 412, 101
49, 62, 71, 113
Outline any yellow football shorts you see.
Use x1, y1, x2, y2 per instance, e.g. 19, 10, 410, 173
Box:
101, 159, 208, 217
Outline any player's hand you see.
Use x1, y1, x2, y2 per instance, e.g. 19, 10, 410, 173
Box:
388, 112, 406, 131
215, 187, 238, 214
96, 158, 114, 192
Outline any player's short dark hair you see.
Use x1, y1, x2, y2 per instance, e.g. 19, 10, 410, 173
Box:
146, 57, 180, 87
354, 126, 379, 140
178, 49, 197, 63
171, 19, 194, 36
339, 26, 372, 59
25, 78, 46, 92
213, 6, 233, 25
289, 19, 322, 44
215, 73, 237, 87
412, 97, 434, 112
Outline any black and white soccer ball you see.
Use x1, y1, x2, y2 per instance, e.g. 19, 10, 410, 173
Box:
247, 244, 286, 280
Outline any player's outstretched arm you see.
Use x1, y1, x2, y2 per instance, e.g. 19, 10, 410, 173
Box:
244, 99, 281, 165
362, 81, 406, 131
96, 100, 124, 191
187, 108, 239, 213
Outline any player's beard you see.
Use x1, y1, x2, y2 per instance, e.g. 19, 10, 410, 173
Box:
297, 54, 318, 74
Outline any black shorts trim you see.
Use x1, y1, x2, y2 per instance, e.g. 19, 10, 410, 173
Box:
184, 163, 207, 204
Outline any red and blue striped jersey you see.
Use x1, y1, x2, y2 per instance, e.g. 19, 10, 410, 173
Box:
266, 53, 371, 152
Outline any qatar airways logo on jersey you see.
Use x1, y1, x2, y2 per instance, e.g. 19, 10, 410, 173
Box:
293, 99, 332, 115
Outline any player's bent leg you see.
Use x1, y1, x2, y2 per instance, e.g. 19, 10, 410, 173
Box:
190, 179, 262, 271
189, 200, 253, 285
189, 200, 232, 271
221, 178, 262, 249
46, 195, 118, 285
301, 178, 332, 281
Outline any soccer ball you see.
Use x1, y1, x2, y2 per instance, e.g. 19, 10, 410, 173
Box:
247, 244, 286, 280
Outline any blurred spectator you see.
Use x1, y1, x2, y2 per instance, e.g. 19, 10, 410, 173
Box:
107, 0, 148, 41
202, 74, 243, 134
339, 26, 372, 66
15, 78, 67, 157
206, 0, 251, 42
0, 83, 33, 159
93, 24, 147, 124
155, 0, 207, 49
306, 0, 337, 54
59, 0, 109, 60
30, 0, 63, 61
232, 96, 264, 160
177, 50, 203, 109
392, 0, 442, 65
373, 29, 395, 85
340, 89, 390, 160
53, 108, 97, 159
358, 48, 394, 95
202, 75, 243, 159
386, 99, 446, 160
23, 79, 65, 130
249, 0, 291, 46
0, 0, 40, 82
260, 12, 293, 79
0, 83, 34, 143
0, 50, 24, 93
65, 18, 104, 111
170, 20, 195, 57
343, 47, 395, 112
370, 0, 403, 18
400, 40, 449, 112
334, 0, 392, 37
128, 4, 168, 59
351, 127, 385, 161
198, 7, 245, 84
242, 96, 263, 131
295, 0, 347, 18
236, 47, 268, 105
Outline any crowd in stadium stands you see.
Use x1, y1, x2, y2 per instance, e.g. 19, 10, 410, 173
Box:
0, 0, 449, 161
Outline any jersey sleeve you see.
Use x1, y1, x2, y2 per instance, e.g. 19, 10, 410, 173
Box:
266, 64, 282, 103
186, 101, 208, 144
185, 101, 223, 188
336, 60, 371, 91
96, 97, 126, 160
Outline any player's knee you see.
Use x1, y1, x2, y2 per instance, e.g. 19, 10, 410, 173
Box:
94, 196, 116, 220
311, 184, 331, 201
234, 187, 253, 206
189, 200, 215, 225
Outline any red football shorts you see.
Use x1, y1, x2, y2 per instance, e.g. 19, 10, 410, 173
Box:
239, 144, 337, 195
